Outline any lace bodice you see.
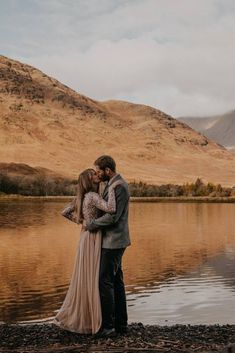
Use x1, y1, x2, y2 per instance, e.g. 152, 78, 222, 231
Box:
82, 187, 116, 224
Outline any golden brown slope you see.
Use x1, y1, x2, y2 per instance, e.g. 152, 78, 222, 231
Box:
0, 162, 65, 179
0, 55, 235, 186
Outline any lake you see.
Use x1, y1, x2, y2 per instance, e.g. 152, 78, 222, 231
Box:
0, 200, 235, 325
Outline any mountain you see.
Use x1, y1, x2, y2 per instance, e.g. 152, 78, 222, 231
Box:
179, 111, 235, 153
0, 162, 65, 179
179, 116, 219, 132
1, 54, 235, 186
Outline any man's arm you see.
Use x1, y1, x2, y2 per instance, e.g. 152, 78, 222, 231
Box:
86, 185, 128, 231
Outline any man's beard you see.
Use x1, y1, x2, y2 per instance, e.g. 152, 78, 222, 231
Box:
100, 174, 109, 182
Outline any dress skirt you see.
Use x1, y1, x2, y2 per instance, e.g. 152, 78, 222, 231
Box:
52, 229, 102, 334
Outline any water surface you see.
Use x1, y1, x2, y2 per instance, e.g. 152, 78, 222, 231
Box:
0, 200, 235, 324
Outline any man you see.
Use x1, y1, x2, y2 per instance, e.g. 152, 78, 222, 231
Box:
86, 155, 131, 337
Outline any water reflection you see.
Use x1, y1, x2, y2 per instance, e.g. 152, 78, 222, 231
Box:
0, 201, 235, 324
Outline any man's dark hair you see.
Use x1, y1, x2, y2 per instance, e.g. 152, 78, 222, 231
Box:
94, 155, 116, 172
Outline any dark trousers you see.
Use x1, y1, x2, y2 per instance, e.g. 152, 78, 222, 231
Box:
99, 247, 128, 330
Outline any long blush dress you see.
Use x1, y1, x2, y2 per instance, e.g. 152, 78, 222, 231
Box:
52, 187, 116, 334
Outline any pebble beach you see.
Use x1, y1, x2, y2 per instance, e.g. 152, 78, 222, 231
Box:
0, 322, 234, 353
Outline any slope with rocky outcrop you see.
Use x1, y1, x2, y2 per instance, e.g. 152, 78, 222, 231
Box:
1, 55, 235, 186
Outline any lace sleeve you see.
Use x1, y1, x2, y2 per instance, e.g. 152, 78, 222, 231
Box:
91, 187, 116, 213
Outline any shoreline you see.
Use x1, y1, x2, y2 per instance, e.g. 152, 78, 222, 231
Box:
1, 194, 235, 203
0, 322, 234, 352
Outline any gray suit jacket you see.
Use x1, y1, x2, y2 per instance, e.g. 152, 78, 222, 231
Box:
87, 174, 131, 249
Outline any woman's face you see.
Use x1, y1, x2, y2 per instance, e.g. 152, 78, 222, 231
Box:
91, 170, 100, 184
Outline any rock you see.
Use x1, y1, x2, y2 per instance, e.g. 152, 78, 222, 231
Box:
0, 323, 234, 352
224, 343, 235, 353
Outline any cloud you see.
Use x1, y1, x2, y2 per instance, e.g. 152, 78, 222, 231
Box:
1, 0, 235, 116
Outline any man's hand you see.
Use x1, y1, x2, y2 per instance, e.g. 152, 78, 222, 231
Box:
84, 220, 97, 232
85, 222, 91, 231
82, 220, 94, 232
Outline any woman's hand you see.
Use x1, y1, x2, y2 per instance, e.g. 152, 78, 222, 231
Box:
109, 180, 123, 190
61, 204, 75, 216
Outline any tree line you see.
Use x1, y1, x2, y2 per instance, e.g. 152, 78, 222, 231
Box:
129, 178, 235, 197
0, 174, 234, 198
0, 173, 77, 196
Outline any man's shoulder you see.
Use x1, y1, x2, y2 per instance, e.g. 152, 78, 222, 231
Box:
117, 174, 128, 184
109, 174, 129, 195
116, 177, 130, 198
116, 175, 128, 188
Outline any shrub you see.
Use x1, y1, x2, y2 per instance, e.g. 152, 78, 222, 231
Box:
0, 173, 232, 198
129, 178, 232, 197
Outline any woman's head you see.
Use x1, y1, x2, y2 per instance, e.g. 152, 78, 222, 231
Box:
74, 168, 100, 223
78, 168, 100, 194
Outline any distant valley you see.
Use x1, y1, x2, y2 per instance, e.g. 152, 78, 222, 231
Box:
179, 111, 235, 153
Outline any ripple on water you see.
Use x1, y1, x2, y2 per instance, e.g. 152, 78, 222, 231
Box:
1, 201, 235, 324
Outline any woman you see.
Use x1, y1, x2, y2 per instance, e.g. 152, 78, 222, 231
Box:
52, 168, 121, 334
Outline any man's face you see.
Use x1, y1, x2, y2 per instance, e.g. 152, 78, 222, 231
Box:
95, 165, 110, 182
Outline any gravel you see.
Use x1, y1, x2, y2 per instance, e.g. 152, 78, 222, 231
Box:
0, 322, 234, 353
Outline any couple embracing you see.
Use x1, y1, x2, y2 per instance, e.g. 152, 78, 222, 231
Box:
53, 155, 131, 337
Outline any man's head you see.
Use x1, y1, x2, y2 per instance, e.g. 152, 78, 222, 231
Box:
94, 155, 116, 182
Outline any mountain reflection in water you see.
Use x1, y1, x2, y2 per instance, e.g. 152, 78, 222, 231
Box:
0, 200, 235, 324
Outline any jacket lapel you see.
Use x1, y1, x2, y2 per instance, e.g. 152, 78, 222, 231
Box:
102, 183, 109, 198
102, 174, 122, 199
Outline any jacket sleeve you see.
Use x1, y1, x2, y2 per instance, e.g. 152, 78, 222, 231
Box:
86, 185, 129, 231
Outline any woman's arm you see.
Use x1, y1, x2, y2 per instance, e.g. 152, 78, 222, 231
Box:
91, 180, 124, 213
61, 197, 79, 224
87, 184, 128, 230
92, 186, 116, 213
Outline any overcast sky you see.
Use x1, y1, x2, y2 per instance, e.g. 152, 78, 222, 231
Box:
1, 0, 235, 117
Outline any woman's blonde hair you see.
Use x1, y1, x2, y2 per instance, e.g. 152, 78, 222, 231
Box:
74, 168, 96, 223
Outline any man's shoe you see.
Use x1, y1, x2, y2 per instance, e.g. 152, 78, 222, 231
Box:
115, 325, 129, 335
96, 327, 116, 338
